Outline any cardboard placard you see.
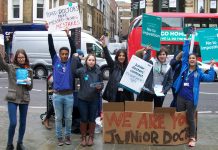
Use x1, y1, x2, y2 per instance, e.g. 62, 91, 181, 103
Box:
119, 55, 152, 94
103, 102, 197, 145
45, 3, 81, 32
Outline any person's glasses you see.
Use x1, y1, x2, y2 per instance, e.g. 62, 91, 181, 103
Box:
17, 57, 25, 60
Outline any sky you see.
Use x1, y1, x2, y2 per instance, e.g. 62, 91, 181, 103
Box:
115, 0, 131, 3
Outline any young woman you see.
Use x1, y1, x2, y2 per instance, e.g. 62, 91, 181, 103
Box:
0, 49, 33, 150
173, 34, 215, 147
137, 47, 173, 107
100, 36, 134, 102
76, 54, 103, 146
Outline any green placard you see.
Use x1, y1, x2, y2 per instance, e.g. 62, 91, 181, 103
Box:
197, 28, 218, 63
142, 14, 162, 51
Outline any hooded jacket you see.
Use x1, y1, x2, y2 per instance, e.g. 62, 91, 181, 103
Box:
173, 40, 215, 106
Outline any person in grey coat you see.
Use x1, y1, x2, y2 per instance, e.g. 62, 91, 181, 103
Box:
0, 49, 33, 150
137, 46, 173, 107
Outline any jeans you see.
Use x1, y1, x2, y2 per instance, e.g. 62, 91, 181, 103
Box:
52, 93, 74, 139
78, 99, 98, 123
7, 102, 28, 145
177, 96, 197, 138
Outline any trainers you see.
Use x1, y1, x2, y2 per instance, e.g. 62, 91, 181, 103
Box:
188, 138, 196, 147
58, 138, 64, 146
65, 136, 72, 145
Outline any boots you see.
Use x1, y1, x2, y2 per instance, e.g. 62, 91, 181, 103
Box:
42, 118, 52, 129
16, 143, 25, 150
6, 144, 14, 150
80, 122, 88, 147
87, 122, 95, 146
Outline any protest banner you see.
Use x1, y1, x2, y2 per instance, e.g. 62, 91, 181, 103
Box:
142, 14, 162, 51
103, 101, 197, 145
45, 3, 81, 32
197, 28, 218, 63
119, 55, 152, 94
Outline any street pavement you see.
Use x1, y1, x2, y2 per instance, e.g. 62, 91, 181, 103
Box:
0, 106, 218, 150
1, 71, 218, 149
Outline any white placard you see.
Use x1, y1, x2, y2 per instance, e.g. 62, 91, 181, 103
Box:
154, 85, 165, 96
140, 0, 145, 9
45, 3, 81, 32
169, 0, 176, 8
211, 0, 216, 9
119, 55, 153, 94
0, 34, 4, 45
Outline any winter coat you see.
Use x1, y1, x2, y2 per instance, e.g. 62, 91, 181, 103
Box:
76, 65, 103, 101
173, 40, 215, 106
102, 46, 134, 102
0, 55, 33, 104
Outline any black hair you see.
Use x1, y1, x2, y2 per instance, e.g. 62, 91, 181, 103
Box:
59, 47, 69, 53
115, 49, 128, 67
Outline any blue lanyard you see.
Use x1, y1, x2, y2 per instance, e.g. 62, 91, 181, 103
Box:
185, 70, 193, 81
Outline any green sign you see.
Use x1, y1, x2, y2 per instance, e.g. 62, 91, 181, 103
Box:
161, 30, 198, 42
198, 28, 218, 63
142, 14, 162, 51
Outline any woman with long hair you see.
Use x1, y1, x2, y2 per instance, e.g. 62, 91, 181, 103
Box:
174, 34, 215, 147
76, 54, 103, 146
100, 36, 134, 102
0, 49, 33, 150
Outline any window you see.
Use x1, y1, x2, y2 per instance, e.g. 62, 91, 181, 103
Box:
8, 0, 23, 22
162, 17, 182, 27
37, 0, 44, 18
210, 0, 217, 13
184, 18, 218, 28
13, 0, 20, 18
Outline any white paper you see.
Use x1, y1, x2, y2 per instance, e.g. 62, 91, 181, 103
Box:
154, 84, 165, 97
119, 55, 153, 94
46, 3, 81, 32
140, 0, 145, 9
169, 0, 176, 8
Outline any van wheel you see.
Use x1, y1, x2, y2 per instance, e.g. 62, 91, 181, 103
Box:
34, 66, 47, 79
101, 67, 110, 80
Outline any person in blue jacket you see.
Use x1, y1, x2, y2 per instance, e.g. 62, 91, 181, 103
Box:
173, 33, 215, 147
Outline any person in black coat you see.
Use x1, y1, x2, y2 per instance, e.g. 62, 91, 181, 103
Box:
100, 36, 134, 102
170, 51, 182, 107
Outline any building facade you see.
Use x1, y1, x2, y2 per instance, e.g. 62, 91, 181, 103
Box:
117, 1, 131, 40
132, 0, 218, 18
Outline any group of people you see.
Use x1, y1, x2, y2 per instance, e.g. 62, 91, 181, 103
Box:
0, 27, 216, 149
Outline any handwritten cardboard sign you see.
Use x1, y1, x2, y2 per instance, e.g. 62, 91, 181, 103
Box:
103, 102, 197, 145
119, 55, 152, 94
46, 3, 81, 32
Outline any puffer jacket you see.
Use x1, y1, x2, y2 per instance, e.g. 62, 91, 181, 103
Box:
76, 65, 103, 101
0, 55, 33, 104
173, 40, 215, 106
102, 46, 133, 102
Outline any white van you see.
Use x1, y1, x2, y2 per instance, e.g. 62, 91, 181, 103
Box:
12, 31, 112, 79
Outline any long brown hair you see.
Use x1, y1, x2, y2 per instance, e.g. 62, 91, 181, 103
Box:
85, 53, 96, 67
13, 49, 30, 67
